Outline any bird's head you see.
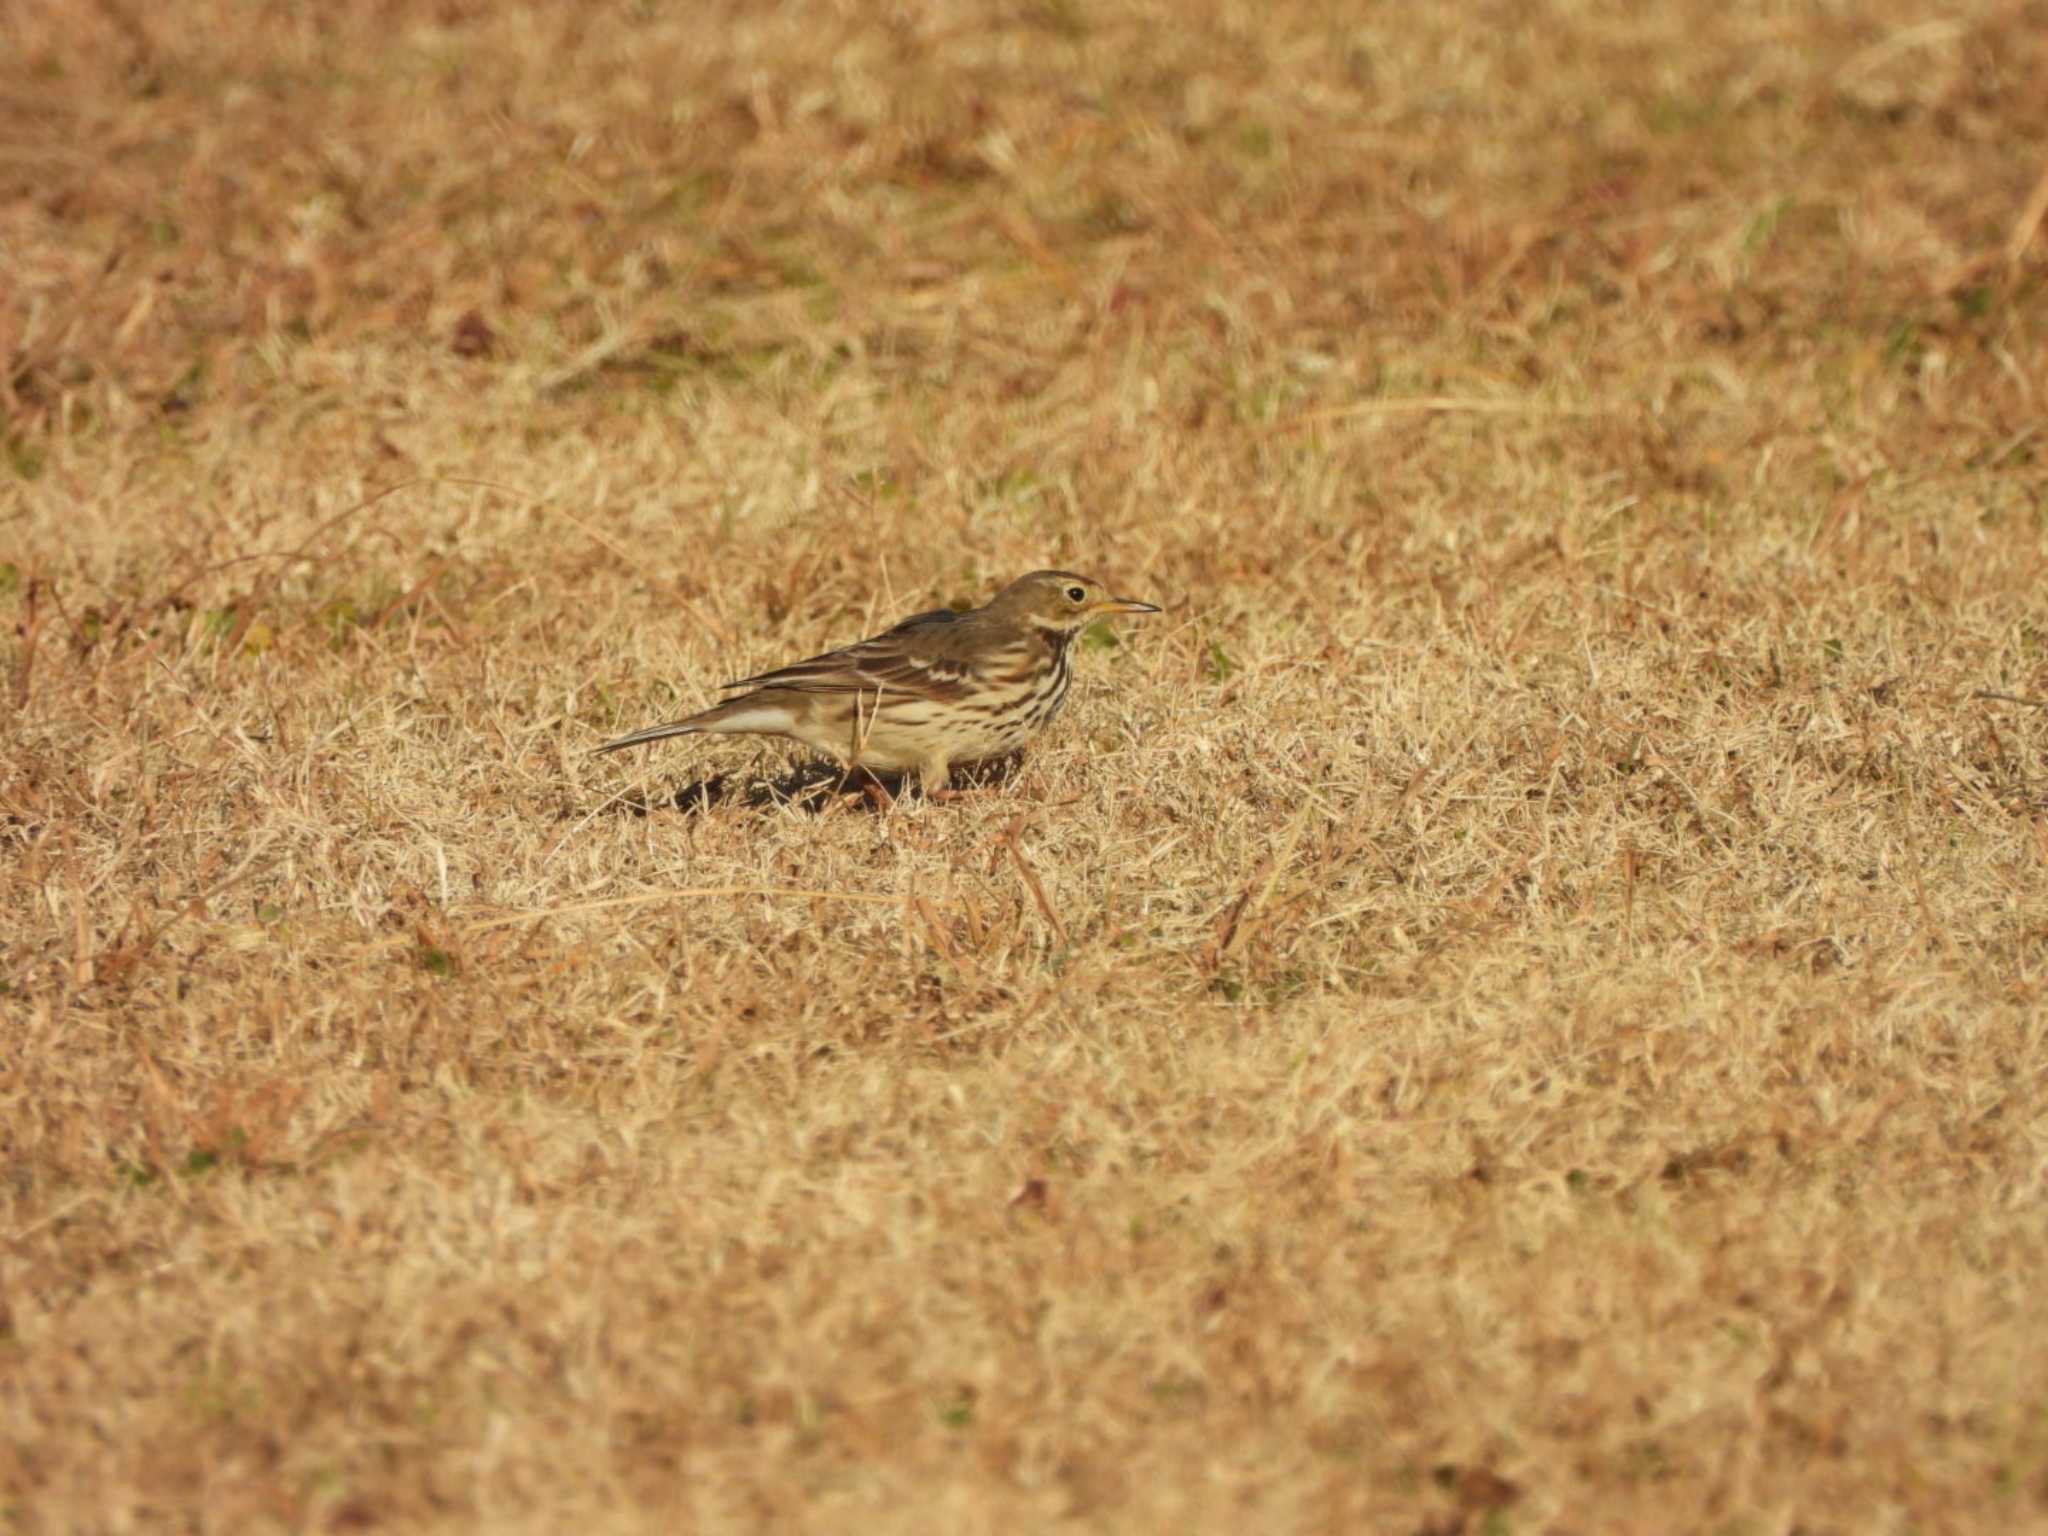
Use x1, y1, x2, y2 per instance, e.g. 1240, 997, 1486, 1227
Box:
988, 570, 1162, 634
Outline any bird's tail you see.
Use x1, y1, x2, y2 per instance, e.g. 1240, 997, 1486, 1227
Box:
593, 694, 794, 754
592, 715, 712, 753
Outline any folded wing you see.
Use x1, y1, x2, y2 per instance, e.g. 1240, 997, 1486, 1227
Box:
720, 608, 977, 698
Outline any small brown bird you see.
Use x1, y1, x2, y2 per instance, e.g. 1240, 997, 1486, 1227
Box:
596, 570, 1161, 795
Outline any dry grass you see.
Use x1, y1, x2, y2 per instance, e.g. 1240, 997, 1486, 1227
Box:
6, 0, 2048, 1529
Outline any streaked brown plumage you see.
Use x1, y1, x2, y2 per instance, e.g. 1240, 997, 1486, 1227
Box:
596, 570, 1161, 794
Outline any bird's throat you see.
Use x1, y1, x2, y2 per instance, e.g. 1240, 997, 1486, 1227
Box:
1034, 623, 1076, 660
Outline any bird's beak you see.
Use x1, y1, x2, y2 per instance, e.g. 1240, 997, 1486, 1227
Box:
1092, 596, 1162, 616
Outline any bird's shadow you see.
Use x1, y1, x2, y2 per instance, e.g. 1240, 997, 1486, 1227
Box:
606, 753, 1028, 818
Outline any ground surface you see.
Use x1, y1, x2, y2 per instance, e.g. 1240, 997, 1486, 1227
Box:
6, 1, 2048, 1531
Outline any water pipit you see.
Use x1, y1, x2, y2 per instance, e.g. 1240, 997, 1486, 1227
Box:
596, 570, 1161, 796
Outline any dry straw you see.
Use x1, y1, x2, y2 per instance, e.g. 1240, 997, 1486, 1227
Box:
4, 0, 2047, 1528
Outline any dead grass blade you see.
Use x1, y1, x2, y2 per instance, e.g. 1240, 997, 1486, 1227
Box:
452, 886, 900, 937
1267, 396, 1613, 435
998, 814, 1067, 946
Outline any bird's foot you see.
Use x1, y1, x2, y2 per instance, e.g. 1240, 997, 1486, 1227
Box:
923, 784, 1000, 803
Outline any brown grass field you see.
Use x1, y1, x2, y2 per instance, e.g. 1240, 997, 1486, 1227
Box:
6, 0, 2048, 1530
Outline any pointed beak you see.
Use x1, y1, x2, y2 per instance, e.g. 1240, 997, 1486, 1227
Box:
1092, 596, 1162, 616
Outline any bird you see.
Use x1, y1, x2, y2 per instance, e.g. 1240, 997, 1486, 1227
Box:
595, 570, 1162, 796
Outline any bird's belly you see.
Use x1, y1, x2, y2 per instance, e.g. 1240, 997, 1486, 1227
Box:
788, 703, 965, 772
859, 689, 1061, 768
839, 732, 933, 772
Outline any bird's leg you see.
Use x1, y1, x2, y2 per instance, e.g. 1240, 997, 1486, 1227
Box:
917, 755, 960, 802
921, 755, 1000, 803
829, 762, 895, 812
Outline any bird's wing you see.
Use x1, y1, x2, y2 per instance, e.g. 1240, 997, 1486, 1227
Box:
719, 608, 980, 697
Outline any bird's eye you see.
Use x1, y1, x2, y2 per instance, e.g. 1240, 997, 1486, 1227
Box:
1065, 585, 1087, 603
